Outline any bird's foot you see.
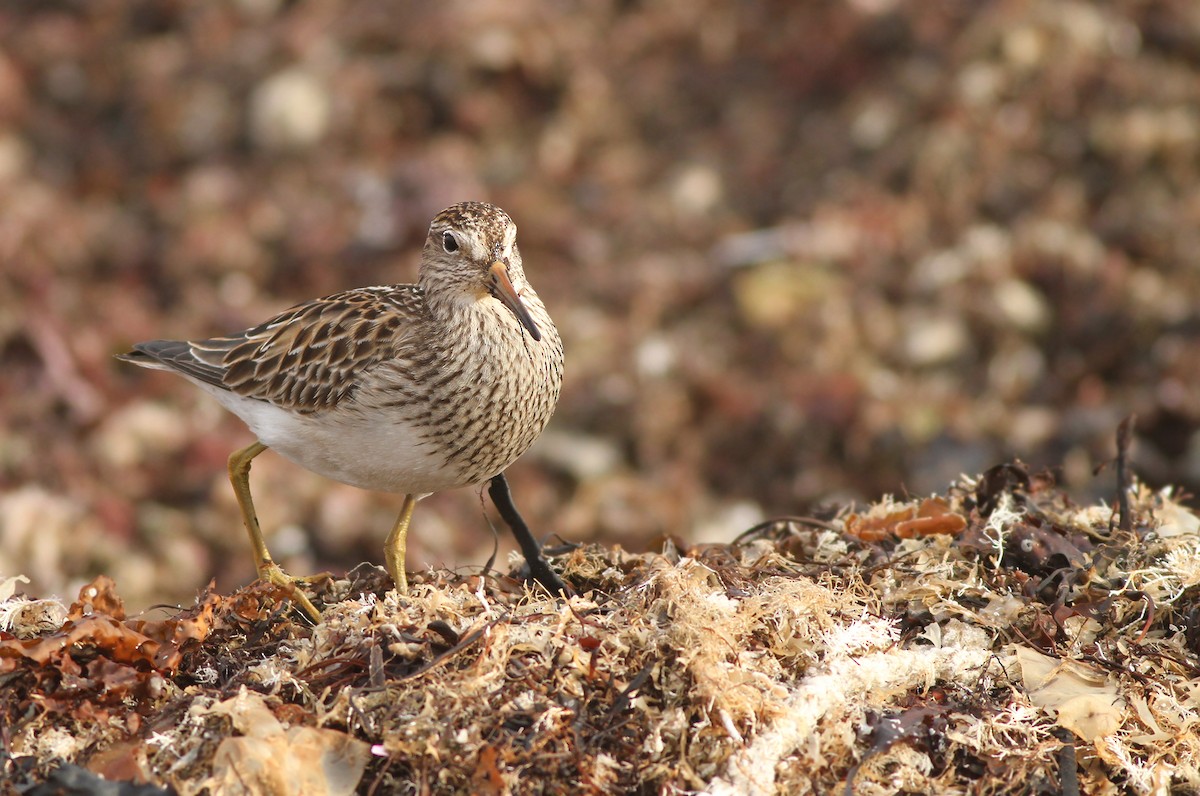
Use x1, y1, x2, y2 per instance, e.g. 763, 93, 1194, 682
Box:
257, 562, 323, 623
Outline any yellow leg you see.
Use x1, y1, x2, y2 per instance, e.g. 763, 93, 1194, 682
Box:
384, 494, 418, 593
228, 441, 322, 623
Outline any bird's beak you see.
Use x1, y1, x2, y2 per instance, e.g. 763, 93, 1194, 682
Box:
489, 261, 542, 342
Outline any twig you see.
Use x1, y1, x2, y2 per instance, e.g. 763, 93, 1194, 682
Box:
1115, 415, 1135, 534
1055, 728, 1080, 796
731, 515, 841, 546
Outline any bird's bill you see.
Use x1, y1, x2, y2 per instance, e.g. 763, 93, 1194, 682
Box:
489, 261, 542, 342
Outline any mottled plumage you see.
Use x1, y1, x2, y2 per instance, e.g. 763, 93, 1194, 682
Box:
119, 202, 564, 621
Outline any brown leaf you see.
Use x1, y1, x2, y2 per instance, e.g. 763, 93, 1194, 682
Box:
69, 575, 126, 621
845, 498, 966, 541
0, 616, 159, 671
471, 745, 507, 796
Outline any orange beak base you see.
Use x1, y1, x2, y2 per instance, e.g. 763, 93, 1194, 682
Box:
489, 261, 542, 342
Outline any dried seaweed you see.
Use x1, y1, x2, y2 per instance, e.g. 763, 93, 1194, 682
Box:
3, 463, 1200, 793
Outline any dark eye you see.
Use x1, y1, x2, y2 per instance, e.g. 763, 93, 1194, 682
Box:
442, 232, 459, 253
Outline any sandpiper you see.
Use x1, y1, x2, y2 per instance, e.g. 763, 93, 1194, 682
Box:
119, 201, 564, 621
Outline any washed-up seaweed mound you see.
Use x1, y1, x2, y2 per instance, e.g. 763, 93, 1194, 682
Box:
2, 461, 1199, 795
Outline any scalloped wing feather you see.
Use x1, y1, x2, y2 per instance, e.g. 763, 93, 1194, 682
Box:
130, 286, 424, 414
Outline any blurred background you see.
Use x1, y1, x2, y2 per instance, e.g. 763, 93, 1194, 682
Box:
4, 0, 1200, 610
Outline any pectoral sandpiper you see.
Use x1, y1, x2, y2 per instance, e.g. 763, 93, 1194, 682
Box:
119, 201, 564, 622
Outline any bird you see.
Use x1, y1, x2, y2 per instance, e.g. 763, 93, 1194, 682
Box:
118, 201, 564, 622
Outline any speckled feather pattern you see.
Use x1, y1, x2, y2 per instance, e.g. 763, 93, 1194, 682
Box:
120, 201, 564, 494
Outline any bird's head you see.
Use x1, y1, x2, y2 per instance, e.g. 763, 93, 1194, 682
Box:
420, 201, 542, 342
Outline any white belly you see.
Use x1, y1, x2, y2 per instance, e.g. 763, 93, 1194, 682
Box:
202, 382, 469, 495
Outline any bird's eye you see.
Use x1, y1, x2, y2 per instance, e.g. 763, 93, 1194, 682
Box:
442, 232, 459, 253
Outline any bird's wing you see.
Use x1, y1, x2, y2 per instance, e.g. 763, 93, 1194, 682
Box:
122, 285, 425, 414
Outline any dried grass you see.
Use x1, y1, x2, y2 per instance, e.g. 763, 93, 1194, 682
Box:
3, 464, 1199, 794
